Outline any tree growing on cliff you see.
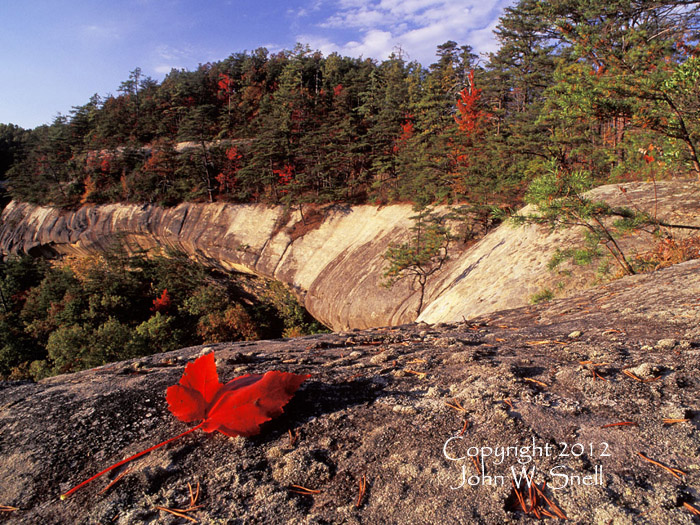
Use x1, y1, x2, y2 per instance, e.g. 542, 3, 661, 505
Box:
514, 164, 637, 276
382, 205, 452, 316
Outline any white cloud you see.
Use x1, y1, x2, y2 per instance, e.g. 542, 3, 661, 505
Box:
300, 0, 514, 64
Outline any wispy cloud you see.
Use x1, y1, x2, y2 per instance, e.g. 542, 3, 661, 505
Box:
80, 24, 122, 42
300, 0, 513, 63
152, 44, 199, 74
289, 0, 324, 18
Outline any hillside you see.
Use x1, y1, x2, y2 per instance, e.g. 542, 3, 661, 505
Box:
0, 258, 698, 523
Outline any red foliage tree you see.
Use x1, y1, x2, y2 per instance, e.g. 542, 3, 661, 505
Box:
274, 164, 294, 186
454, 70, 489, 135
216, 146, 242, 196
152, 289, 172, 313
393, 114, 414, 153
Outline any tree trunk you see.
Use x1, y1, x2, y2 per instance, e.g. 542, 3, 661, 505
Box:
664, 94, 700, 179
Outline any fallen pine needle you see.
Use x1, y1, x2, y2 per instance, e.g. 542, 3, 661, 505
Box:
100, 467, 132, 494
154, 481, 202, 522
512, 481, 527, 513
445, 399, 467, 412
509, 480, 567, 519
524, 378, 548, 387
600, 421, 638, 429
187, 481, 201, 510
592, 369, 607, 381
288, 429, 299, 447
535, 483, 567, 519
683, 502, 700, 516
404, 369, 427, 379
356, 475, 367, 508
503, 399, 514, 410
155, 506, 198, 523
459, 418, 469, 436
622, 370, 644, 382
471, 455, 481, 476
637, 452, 686, 479
663, 418, 690, 425
0, 505, 19, 512
289, 485, 321, 495
622, 369, 662, 383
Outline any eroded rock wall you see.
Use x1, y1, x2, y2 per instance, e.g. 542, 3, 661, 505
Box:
2, 180, 698, 330
0, 201, 424, 330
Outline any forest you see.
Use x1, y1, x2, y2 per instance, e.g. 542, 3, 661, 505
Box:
0, 0, 699, 380
1, 0, 698, 213
0, 248, 326, 380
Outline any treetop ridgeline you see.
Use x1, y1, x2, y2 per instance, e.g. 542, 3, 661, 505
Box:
1, 0, 699, 211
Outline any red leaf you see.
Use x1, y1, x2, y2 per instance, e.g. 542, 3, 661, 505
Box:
61, 353, 309, 499
203, 371, 310, 436
166, 353, 309, 436
166, 352, 222, 422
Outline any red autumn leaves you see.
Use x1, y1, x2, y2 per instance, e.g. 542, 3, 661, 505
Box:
167, 352, 310, 437
62, 353, 308, 499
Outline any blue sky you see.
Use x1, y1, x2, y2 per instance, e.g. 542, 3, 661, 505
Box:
1, 0, 513, 129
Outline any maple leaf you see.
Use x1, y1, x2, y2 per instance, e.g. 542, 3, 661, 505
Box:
166, 353, 310, 437
61, 353, 309, 499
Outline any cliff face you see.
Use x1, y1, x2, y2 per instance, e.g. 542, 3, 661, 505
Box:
0, 201, 423, 330
1, 180, 698, 330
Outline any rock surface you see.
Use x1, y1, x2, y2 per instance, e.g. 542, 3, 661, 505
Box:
0, 259, 699, 524
2, 180, 699, 330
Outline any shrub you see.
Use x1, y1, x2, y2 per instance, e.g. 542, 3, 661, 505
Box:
530, 288, 554, 304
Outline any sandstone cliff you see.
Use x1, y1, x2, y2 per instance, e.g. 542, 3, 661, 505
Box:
1, 180, 698, 330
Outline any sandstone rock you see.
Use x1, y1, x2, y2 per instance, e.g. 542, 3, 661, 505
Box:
2, 181, 699, 331
0, 260, 698, 524
655, 338, 677, 351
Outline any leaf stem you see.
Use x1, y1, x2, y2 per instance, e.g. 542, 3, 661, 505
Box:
61, 422, 204, 500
